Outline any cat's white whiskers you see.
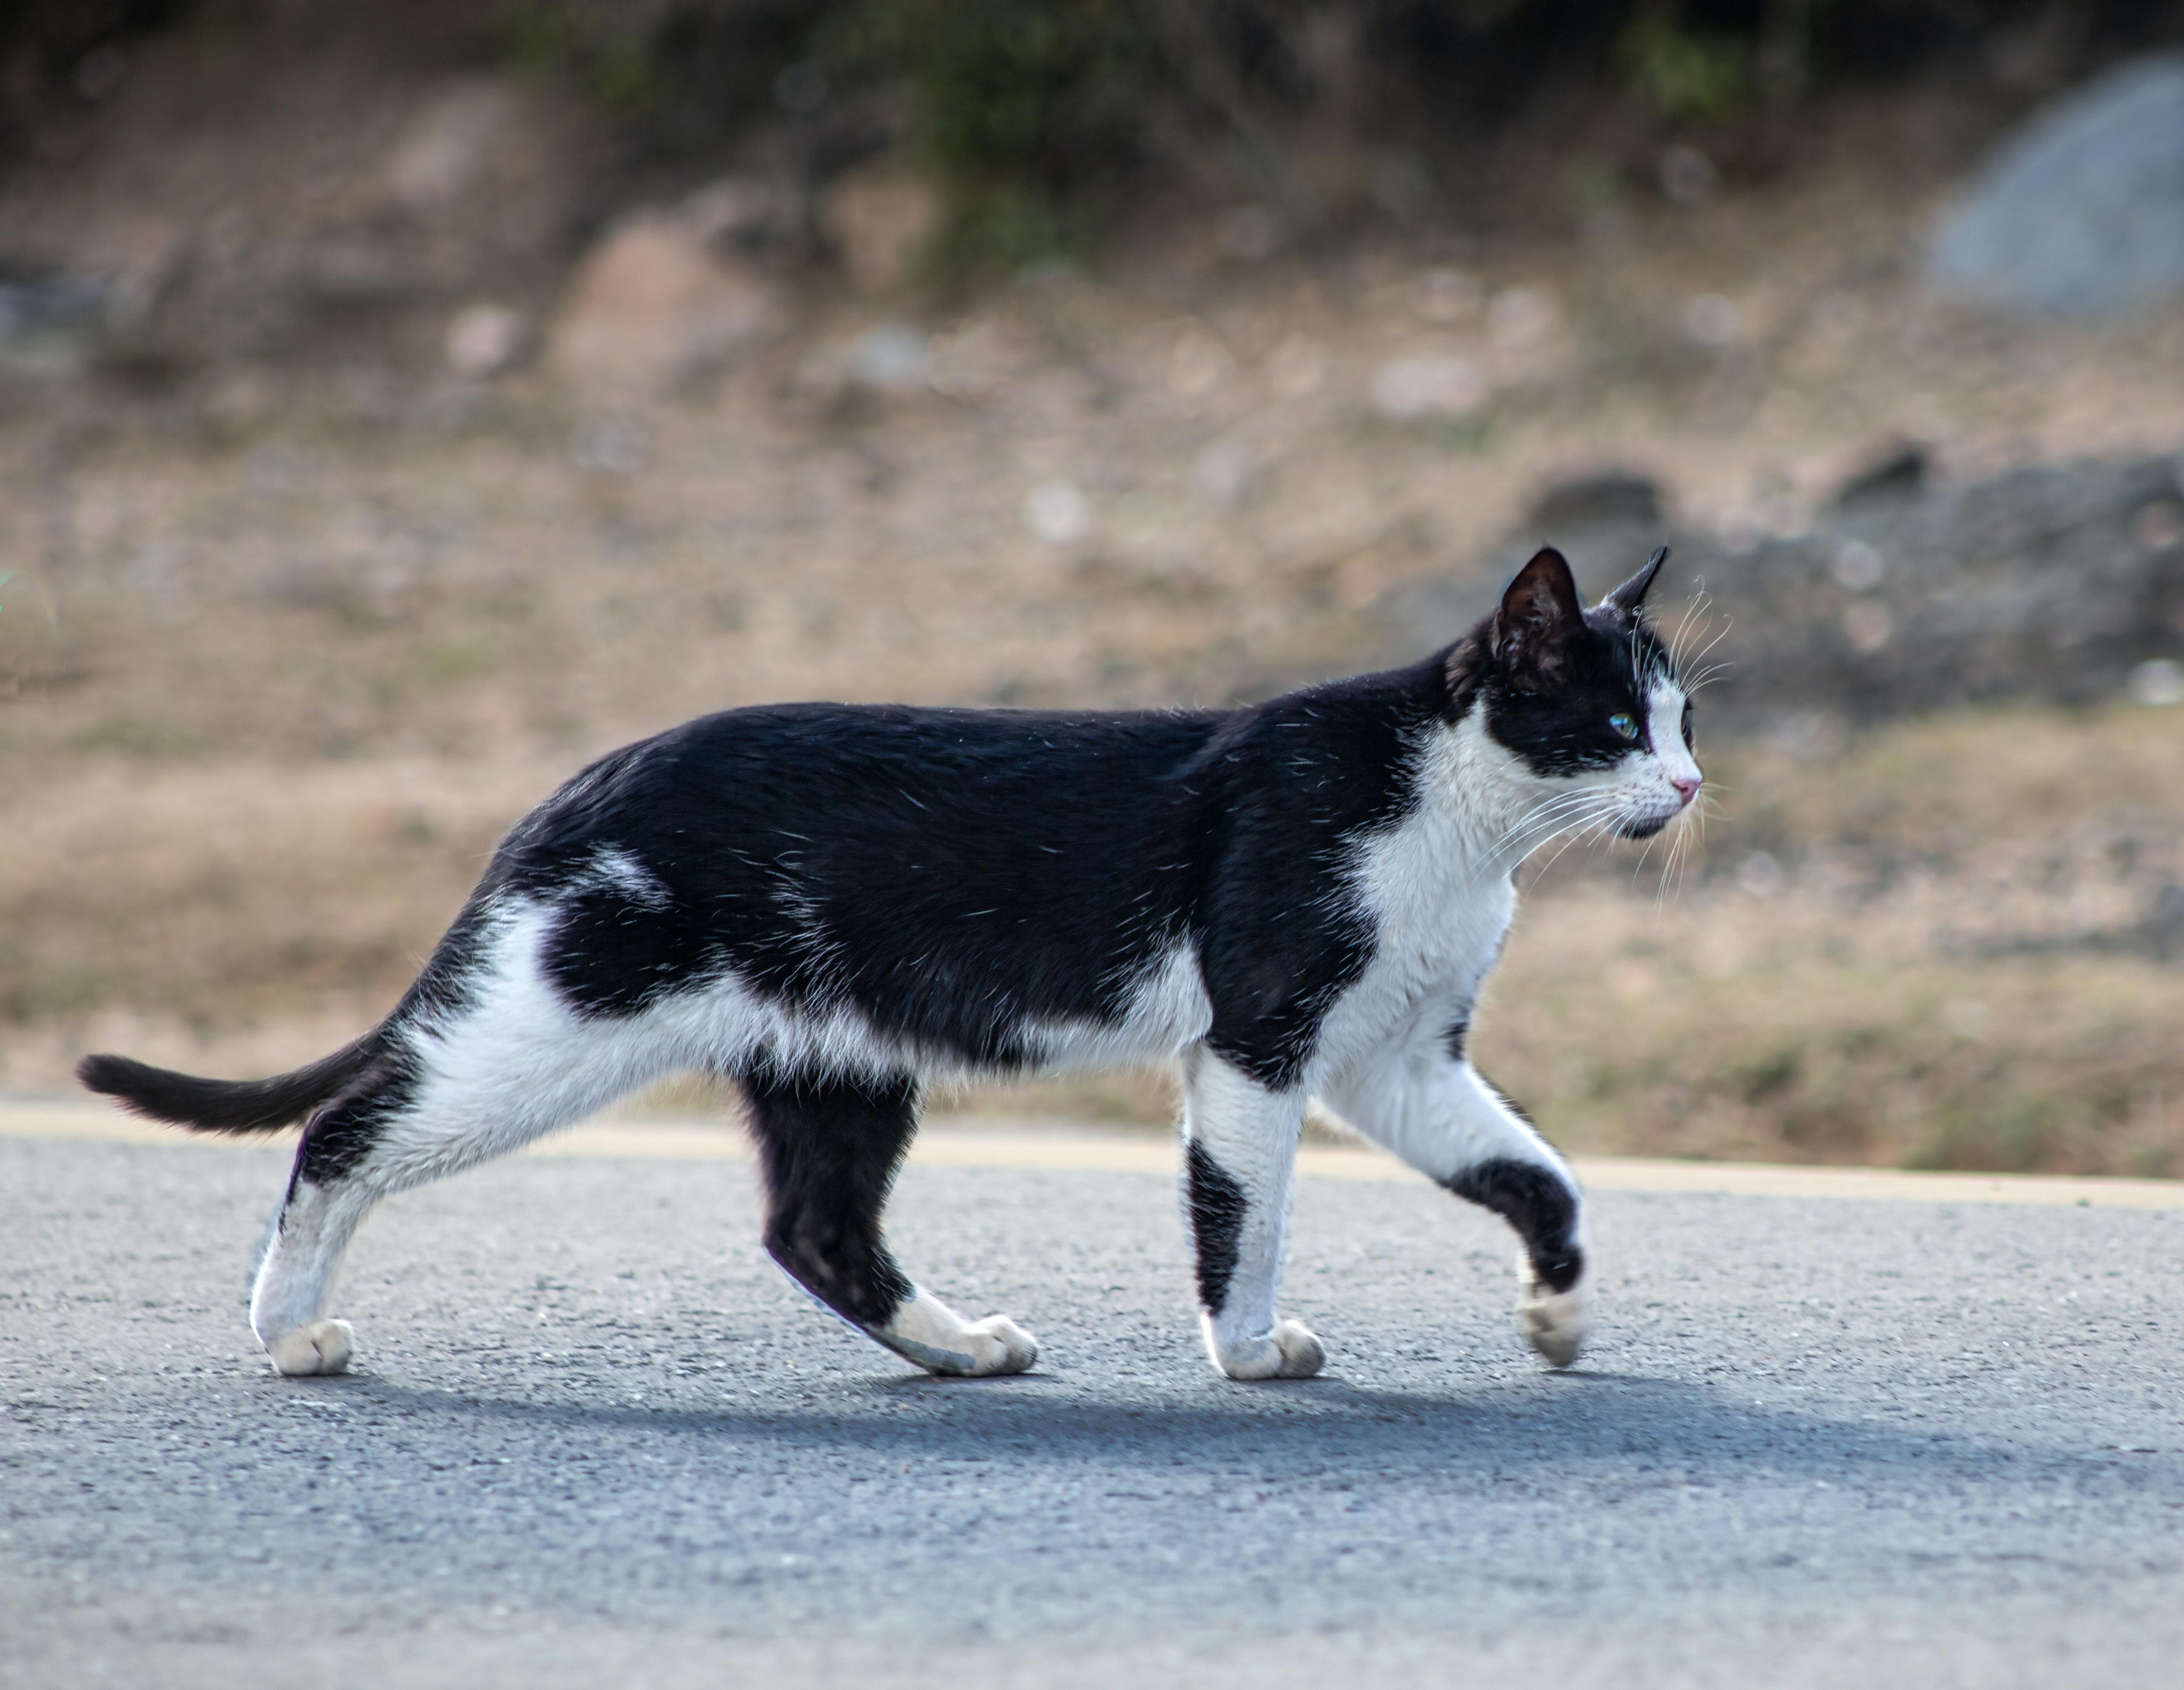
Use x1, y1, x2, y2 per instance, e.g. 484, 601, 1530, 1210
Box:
1486, 790, 1603, 858
1524, 800, 1625, 882
1654, 808, 1703, 908
1683, 615, 1733, 675
1490, 791, 1619, 869
1667, 590, 1714, 674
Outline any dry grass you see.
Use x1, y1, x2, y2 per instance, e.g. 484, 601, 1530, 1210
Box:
6, 85, 2183, 1171
9, 701, 2181, 1179
1471, 704, 2184, 1177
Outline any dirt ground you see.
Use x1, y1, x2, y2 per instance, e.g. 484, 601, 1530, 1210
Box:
3, 31, 2182, 1174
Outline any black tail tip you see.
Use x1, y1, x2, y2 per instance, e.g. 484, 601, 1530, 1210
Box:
77, 1053, 191, 1123
77, 1052, 137, 1096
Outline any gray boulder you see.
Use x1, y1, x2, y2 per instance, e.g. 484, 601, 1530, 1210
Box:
1926, 54, 2184, 320
1365, 454, 2184, 733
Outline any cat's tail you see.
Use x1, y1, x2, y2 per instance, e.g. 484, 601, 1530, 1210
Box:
76, 1034, 386, 1134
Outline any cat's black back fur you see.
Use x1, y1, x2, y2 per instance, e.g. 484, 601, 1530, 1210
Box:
468, 655, 1450, 1089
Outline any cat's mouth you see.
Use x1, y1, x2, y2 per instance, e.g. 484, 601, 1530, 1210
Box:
1614, 798, 1695, 841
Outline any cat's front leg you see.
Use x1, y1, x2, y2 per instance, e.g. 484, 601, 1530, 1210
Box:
1179, 1050, 1324, 1381
1322, 1039, 1593, 1368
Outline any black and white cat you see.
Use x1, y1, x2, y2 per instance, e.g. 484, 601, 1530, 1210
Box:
80, 544, 1701, 1383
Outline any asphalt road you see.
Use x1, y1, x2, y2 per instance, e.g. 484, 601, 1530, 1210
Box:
2, 1124, 2181, 1689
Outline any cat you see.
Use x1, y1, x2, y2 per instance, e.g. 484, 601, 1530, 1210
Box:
79, 543, 1701, 1383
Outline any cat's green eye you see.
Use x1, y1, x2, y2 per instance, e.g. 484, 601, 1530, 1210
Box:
1609, 713, 1638, 739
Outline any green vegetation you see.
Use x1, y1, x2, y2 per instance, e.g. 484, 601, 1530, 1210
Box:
467, 0, 2175, 272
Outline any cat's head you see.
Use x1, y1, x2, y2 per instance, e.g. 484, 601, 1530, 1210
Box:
1459, 545, 1702, 841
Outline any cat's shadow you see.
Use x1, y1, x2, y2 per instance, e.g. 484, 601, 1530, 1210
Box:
318, 1366, 2106, 1493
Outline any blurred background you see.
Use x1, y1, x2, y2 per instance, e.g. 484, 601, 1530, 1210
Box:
3, 0, 2182, 1173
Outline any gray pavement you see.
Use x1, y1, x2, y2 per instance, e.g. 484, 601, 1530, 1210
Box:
2, 1132, 2181, 1688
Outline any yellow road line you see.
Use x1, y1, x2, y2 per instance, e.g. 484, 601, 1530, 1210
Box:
4, 1102, 2178, 1210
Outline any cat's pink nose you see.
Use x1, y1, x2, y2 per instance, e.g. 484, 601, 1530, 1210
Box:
1670, 773, 1701, 804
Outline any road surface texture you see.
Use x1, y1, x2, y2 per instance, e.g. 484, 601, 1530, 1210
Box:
2, 1113, 2180, 1689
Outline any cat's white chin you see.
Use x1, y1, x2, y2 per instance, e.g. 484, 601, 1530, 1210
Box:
1516, 1276, 1590, 1369
265, 1319, 354, 1376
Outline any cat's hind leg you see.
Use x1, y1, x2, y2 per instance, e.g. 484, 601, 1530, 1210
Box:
1180, 1050, 1323, 1381
738, 1069, 1036, 1378
1322, 1034, 1592, 1368
249, 1070, 417, 1377
251, 1004, 673, 1375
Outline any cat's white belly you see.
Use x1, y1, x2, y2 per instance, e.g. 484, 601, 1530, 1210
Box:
1018, 940, 1214, 1074
408, 905, 1213, 1135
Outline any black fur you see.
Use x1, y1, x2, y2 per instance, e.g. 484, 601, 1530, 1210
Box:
72, 544, 1687, 1382
294, 1046, 428, 1184
77, 1036, 383, 1133
453, 664, 1449, 1091
78, 547, 1681, 1211
1485, 547, 1679, 787
1446, 1158, 1585, 1294
1185, 1139, 1249, 1315
742, 1070, 920, 1330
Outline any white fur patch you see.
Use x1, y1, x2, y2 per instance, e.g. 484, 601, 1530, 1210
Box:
1517, 1277, 1591, 1370
873, 1289, 1037, 1377
266, 1319, 354, 1377
1021, 940, 1212, 1073
1203, 1315, 1325, 1381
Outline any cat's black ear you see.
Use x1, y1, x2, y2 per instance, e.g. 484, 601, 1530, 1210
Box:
1601, 546, 1669, 617
1494, 546, 1586, 688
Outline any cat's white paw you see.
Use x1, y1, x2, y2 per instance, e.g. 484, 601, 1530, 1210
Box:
1517, 1277, 1590, 1369
265, 1319, 354, 1377
873, 1292, 1037, 1377
1208, 1317, 1326, 1381
961, 1315, 1039, 1377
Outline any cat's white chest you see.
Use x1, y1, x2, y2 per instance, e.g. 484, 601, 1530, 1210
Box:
1311, 761, 1519, 1081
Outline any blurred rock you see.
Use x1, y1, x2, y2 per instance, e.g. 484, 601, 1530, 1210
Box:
1374, 455, 2184, 732
570, 415, 647, 475
1484, 283, 1573, 384
0, 262, 108, 380
1411, 269, 1481, 324
0, 263, 107, 343
81, 219, 184, 331
547, 215, 779, 396
1656, 144, 1719, 206
1215, 206, 1280, 261
1372, 351, 1486, 420
1526, 471, 1663, 533
683, 176, 803, 262
1927, 54, 2184, 320
1681, 293, 1741, 348
1511, 461, 2184, 729
821, 170, 942, 294
387, 81, 523, 213
926, 319, 1026, 401
1831, 444, 1930, 512
2131, 658, 2184, 706
843, 322, 929, 391
1024, 480, 1090, 545
1194, 439, 1254, 506
443, 303, 527, 378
